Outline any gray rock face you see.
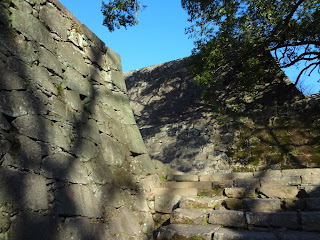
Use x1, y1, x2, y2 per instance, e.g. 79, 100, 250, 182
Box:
0, 0, 156, 239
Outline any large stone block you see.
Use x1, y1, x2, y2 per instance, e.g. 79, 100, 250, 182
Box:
56, 42, 88, 76
0, 63, 27, 90
2, 135, 42, 173
0, 91, 45, 117
64, 67, 92, 96
39, 2, 71, 41
108, 206, 141, 237
243, 199, 281, 212
57, 217, 110, 240
162, 181, 213, 190
99, 134, 126, 166
155, 195, 182, 213
10, 8, 56, 52
167, 175, 199, 182
41, 152, 89, 184
214, 228, 277, 240
234, 178, 260, 188
9, 212, 57, 240
301, 211, 320, 232
208, 210, 246, 228
257, 186, 299, 199
179, 196, 226, 209
0, 114, 11, 131
171, 208, 210, 225
12, 115, 71, 150
260, 176, 301, 187
38, 46, 63, 76
72, 137, 99, 162
0, 168, 48, 210
224, 187, 256, 198
246, 212, 299, 229
76, 119, 101, 144
157, 224, 219, 240
53, 184, 102, 218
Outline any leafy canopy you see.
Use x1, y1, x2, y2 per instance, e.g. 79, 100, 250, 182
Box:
101, 0, 145, 32
181, 0, 320, 88
101, 0, 320, 90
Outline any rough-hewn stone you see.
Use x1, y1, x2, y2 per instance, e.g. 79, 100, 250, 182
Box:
209, 210, 246, 228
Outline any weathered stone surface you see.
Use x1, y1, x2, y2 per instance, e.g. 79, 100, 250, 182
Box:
243, 199, 281, 212
282, 168, 320, 177
157, 224, 219, 240
39, 2, 71, 40
0, 212, 10, 233
105, 47, 122, 71
12, 115, 71, 150
171, 208, 210, 225
41, 152, 89, 184
134, 154, 155, 175
61, 89, 83, 112
56, 41, 88, 76
163, 181, 213, 190
209, 210, 246, 227
224, 187, 256, 198
155, 195, 182, 213
72, 137, 99, 161
0, 114, 10, 131
179, 196, 226, 209
85, 155, 114, 185
277, 231, 320, 240
302, 174, 320, 185
111, 70, 127, 92
10, 8, 56, 52
108, 206, 141, 236
64, 67, 92, 96
0, 168, 48, 210
139, 174, 161, 192
38, 46, 63, 76
253, 170, 282, 178
153, 188, 198, 196
305, 198, 320, 210
9, 212, 57, 240
2, 135, 42, 172
99, 134, 126, 166
0, 63, 27, 90
234, 178, 260, 188
301, 185, 320, 197
167, 174, 199, 182
57, 217, 109, 240
0, 91, 45, 117
200, 172, 253, 182
246, 212, 299, 229
258, 186, 299, 199
53, 184, 102, 218
76, 119, 101, 144
301, 212, 320, 231
214, 228, 277, 240
260, 176, 301, 187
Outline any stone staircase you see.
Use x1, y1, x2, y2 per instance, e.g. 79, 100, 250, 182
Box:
152, 168, 320, 240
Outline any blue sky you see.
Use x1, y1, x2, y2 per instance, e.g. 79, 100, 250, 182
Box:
59, 0, 194, 73
59, 0, 319, 94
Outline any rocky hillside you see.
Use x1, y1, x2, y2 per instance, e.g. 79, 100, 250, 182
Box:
125, 58, 320, 175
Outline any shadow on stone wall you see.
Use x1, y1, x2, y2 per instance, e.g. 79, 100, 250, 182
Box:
126, 57, 320, 174
0, 1, 156, 239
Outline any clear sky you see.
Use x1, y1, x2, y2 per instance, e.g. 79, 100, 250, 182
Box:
59, 0, 194, 73
59, 0, 319, 94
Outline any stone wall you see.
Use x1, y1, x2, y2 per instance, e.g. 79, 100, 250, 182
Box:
0, 0, 159, 239
125, 58, 320, 175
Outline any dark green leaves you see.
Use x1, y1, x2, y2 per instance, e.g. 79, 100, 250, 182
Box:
101, 0, 145, 32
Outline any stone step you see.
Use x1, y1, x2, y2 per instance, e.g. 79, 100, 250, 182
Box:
162, 181, 213, 190
156, 226, 320, 240
257, 186, 300, 199
299, 185, 320, 197
243, 198, 281, 212
166, 174, 198, 182
179, 196, 227, 209
152, 187, 198, 196
213, 228, 320, 240
213, 228, 277, 240
156, 224, 220, 240
224, 187, 256, 198
171, 208, 211, 225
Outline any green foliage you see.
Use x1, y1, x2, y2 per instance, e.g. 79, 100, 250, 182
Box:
183, 0, 320, 88
101, 0, 145, 32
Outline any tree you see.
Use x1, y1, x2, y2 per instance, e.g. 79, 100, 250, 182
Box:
181, 0, 320, 88
101, 0, 145, 32
101, 0, 320, 89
